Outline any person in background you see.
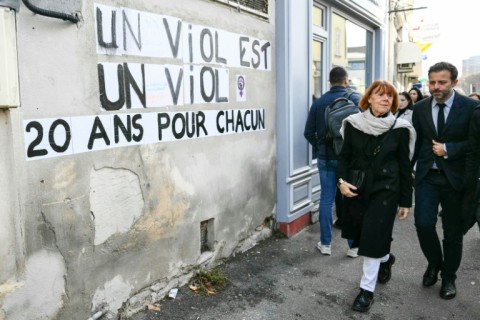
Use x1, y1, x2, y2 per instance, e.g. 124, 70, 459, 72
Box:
412, 62, 477, 300
337, 80, 416, 312
468, 92, 480, 100
409, 87, 424, 104
395, 91, 414, 123
304, 66, 361, 258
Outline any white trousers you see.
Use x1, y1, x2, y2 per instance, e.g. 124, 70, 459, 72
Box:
360, 254, 389, 292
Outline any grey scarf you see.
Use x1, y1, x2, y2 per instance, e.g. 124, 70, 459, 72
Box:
340, 109, 417, 159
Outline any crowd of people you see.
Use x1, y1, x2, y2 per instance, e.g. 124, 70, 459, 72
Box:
304, 62, 480, 312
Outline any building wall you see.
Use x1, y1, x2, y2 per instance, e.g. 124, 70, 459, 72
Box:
0, 0, 276, 319
463, 55, 480, 77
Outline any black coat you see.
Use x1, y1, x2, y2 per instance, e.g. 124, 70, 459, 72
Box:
337, 123, 413, 258
465, 106, 480, 189
463, 106, 480, 230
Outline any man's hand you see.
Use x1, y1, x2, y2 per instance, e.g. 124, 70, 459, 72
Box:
432, 140, 447, 157
398, 207, 410, 220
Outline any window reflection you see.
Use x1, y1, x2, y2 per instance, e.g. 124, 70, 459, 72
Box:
312, 40, 323, 100
331, 13, 370, 94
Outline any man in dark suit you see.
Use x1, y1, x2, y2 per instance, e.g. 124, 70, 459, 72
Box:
412, 62, 477, 300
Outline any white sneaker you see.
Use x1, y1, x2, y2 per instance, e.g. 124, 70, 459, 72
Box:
347, 247, 359, 258
316, 242, 331, 255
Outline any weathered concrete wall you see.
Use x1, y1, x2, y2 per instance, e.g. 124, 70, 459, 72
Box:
0, 0, 275, 319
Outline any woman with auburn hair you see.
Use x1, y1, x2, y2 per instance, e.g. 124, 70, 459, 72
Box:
336, 80, 416, 312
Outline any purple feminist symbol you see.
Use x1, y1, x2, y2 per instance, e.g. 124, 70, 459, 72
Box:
237, 76, 245, 97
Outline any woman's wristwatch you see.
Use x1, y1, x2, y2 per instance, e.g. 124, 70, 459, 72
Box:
337, 178, 345, 188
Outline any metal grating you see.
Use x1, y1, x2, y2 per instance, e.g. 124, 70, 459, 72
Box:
213, 0, 269, 17
238, 0, 268, 14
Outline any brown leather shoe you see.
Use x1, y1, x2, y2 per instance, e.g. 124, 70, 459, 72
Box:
352, 288, 374, 312
422, 266, 440, 287
440, 279, 456, 299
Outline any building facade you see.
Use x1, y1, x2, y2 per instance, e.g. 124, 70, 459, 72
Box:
0, 0, 391, 319
1, 1, 275, 319
275, 0, 389, 235
462, 55, 480, 78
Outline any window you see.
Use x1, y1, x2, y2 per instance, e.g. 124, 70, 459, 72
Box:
331, 13, 372, 94
312, 4, 327, 101
313, 6, 323, 27
312, 40, 323, 100
349, 61, 365, 70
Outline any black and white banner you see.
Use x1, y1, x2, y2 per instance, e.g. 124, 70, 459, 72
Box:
24, 109, 265, 160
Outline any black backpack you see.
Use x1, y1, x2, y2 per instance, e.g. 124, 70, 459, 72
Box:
324, 90, 361, 155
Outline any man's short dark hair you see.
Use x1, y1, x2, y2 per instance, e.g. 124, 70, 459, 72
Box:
428, 62, 458, 82
329, 67, 348, 86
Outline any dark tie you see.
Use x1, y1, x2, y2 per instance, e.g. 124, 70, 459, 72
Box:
437, 103, 446, 136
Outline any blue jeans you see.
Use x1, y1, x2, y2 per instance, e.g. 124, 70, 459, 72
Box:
318, 159, 354, 247
317, 159, 337, 245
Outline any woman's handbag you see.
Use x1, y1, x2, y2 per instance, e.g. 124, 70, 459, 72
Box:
348, 169, 366, 190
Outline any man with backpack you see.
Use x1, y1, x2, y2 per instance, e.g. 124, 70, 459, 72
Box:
304, 66, 361, 257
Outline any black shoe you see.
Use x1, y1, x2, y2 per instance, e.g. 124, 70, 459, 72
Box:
423, 266, 440, 287
440, 279, 456, 300
352, 288, 374, 312
378, 254, 396, 284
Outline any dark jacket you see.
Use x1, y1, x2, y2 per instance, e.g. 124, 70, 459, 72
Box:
304, 86, 361, 160
337, 123, 413, 258
412, 94, 477, 191
465, 106, 480, 189
463, 105, 480, 230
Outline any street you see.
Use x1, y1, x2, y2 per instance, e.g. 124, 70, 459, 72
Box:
131, 214, 480, 320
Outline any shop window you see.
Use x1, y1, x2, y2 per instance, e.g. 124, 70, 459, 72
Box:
331, 13, 372, 94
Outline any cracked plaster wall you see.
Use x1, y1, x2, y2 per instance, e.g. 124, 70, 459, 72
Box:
2, 250, 66, 320
0, 0, 276, 319
90, 167, 144, 245
0, 111, 18, 284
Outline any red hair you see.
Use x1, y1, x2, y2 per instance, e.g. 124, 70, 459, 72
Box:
359, 80, 399, 113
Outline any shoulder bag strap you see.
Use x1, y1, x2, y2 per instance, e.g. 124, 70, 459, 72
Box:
367, 119, 397, 173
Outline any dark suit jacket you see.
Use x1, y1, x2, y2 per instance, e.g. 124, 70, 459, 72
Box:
462, 106, 480, 230
412, 93, 477, 191
465, 106, 480, 188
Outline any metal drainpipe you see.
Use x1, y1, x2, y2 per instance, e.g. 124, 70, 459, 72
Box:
21, 0, 80, 23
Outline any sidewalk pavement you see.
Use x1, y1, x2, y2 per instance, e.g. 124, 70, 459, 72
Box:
130, 214, 480, 320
